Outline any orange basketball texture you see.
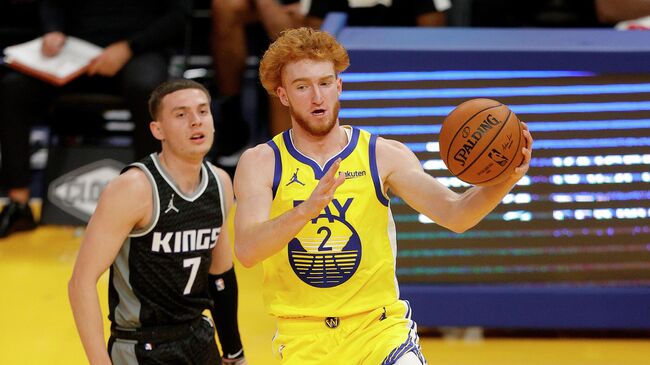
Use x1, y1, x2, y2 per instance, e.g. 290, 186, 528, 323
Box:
439, 98, 524, 186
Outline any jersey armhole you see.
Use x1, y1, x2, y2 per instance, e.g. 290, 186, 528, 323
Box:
267, 140, 283, 198
128, 162, 160, 237
207, 163, 227, 219
369, 134, 390, 206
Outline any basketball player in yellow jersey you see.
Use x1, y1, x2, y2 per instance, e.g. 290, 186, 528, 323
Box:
234, 28, 533, 364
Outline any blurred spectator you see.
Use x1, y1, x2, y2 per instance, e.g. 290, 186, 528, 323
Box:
211, 0, 303, 166
0, 0, 188, 237
303, 0, 452, 27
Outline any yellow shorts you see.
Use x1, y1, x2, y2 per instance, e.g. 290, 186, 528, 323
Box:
271, 300, 427, 365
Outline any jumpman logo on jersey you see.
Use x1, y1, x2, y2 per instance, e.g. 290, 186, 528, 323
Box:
164, 193, 179, 214
285, 168, 305, 186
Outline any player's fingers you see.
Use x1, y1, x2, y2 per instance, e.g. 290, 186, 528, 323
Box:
519, 120, 529, 132
318, 159, 341, 189
323, 158, 341, 180
523, 127, 533, 144
514, 142, 532, 174
329, 172, 346, 192
316, 165, 345, 205
519, 122, 529, 149
522, 143, 532, 163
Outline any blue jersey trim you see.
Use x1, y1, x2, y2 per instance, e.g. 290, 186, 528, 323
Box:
369, 134, 390, 206
267, 140, 282, 198
282, 127, 361, 179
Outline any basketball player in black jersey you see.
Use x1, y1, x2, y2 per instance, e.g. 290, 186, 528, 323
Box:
69, 79, 247, 365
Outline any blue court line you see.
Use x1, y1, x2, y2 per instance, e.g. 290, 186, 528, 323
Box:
341, 83, 650, 100
340, 70, 594, 83
340, 101, 650, 118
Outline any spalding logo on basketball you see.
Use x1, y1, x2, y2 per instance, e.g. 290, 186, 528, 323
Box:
439, 98, 524, 186
288, 198, 361, 288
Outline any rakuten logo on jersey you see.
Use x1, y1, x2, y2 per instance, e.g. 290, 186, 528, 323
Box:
152, 228, 220, 253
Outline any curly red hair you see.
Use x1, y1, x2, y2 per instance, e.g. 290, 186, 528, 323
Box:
259, 27, 350, 96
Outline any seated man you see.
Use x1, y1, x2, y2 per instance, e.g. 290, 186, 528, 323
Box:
0, 0, 188, 237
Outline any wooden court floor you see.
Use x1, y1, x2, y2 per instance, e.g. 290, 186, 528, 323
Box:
1, 223, 648, 365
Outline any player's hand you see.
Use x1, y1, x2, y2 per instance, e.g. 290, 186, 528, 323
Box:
87, 41, 132, 77
302, 158, 345, 219
41, 32, 66, 57
513, 121, 533, 177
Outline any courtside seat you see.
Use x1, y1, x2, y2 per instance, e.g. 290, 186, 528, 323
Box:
47, 92, 133, 147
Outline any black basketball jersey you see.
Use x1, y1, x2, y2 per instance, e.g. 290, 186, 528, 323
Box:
108, 153, 225, 329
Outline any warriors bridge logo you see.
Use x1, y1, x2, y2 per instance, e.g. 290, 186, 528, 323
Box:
288, 197, 362, 288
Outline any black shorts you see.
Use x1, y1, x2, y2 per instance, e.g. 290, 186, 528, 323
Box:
108, 317, 220, 365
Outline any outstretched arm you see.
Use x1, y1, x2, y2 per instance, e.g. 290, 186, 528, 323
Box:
380, 123, 533, 233
68, 169, 151, 365
233, 144, 345, 267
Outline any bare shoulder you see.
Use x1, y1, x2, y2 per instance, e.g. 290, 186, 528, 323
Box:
375, 136, 423, 186
376, 136, 418, 166
105, 167, 151, 198
239, 142, 275, 165
234, 143, 275, 191
94, 167, 152, 227
376, 136, 411, 154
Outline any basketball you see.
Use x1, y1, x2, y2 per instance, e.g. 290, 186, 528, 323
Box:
439, 98, 524, 186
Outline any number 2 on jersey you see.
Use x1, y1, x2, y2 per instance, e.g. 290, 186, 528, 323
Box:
317, 226, 333, 251
183, 257, 201, 294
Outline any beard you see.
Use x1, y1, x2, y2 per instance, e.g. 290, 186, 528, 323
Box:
290, 101, 340, 137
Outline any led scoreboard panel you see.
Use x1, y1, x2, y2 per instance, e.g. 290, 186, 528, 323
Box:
331, 24, 650, 329
342, 70, 650, 286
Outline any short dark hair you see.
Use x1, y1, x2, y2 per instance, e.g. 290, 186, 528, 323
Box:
148, 79, 211, 120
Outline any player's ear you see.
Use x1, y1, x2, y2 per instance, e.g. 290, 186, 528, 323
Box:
337, 76, 342, 95
277, 86, 290, 107
150, 120, 164, 141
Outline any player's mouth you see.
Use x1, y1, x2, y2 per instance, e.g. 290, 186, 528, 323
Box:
190, 132, 206, 143
311, 108, 326, 117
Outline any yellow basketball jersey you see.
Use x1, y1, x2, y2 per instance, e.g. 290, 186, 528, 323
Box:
264, 126, 399, 318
